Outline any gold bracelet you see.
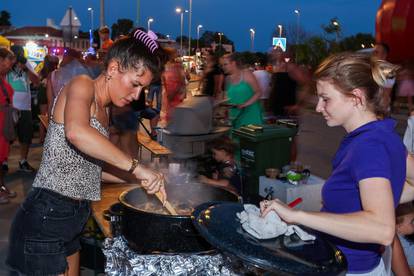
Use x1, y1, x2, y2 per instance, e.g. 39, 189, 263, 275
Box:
128, 158, 139, 173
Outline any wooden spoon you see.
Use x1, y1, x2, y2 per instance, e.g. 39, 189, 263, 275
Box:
155, 191, 178, 216
142, 179, 178, 215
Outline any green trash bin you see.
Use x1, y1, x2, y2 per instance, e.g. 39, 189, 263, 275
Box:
233, 124, 297, 199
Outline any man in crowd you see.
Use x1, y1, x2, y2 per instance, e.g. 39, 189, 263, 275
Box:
5, 45, 39, 173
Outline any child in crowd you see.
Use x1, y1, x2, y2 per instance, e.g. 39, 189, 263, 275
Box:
198, 137, 241, 195
396, 202, 414, 273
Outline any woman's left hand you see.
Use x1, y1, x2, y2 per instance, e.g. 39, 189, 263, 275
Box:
260, 199, 298, 224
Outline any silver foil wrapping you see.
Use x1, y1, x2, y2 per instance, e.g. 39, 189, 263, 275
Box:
102, 236, 240, 276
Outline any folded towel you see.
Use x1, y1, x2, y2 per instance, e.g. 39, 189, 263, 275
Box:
237, 204, 316, 241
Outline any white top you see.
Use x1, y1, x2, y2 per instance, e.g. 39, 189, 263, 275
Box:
6, 69, 31, 111
253, 70, 271, 99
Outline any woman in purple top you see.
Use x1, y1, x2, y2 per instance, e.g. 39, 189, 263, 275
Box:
261, 52, 405, 275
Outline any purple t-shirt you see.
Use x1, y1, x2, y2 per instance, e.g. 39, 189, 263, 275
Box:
321, 118, 406, 273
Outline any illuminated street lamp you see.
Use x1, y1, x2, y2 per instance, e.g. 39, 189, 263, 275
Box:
294, 9, 300, 61
88, 7, 94, 48
147, 17, 154, 31
197, 24, 203, 51
88, 8, 94, 31
278, 24, 283, 37
331, 19, 340, 42
249, 28, 255, 52
294, 9, 300, 45
218, 32, 223, 49
176, 8, 184, 54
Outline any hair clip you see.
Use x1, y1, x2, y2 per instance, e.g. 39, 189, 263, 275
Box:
133, 29, 159, 53
147, 30, 158, 41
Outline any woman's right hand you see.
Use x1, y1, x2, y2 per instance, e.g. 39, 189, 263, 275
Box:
260, 199, 298, 224
133, 165, 167, 201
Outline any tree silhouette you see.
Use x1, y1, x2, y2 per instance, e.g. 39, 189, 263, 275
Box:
111, 19, 134, 40
0, 10, 11, 26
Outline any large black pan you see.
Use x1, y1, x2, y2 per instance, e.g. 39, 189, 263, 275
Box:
116, 182, 239, 254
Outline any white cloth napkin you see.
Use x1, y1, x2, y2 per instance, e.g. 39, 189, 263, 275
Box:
236, 204, 316, 241
403, 116, 414, 153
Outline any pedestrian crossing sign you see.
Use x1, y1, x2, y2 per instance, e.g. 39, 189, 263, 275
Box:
272, 37, 287, 52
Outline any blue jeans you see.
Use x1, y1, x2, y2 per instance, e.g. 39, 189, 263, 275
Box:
148, 84, 162, 111
6, 188, 90, 275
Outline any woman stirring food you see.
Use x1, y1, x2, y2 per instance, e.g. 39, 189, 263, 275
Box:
261, 52, 405, 275
6, 29, 167, 276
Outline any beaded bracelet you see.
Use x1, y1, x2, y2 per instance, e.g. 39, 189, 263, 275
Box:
128, 158, 139, 173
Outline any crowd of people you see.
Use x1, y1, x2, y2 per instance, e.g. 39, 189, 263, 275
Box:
1, 25, 414, 276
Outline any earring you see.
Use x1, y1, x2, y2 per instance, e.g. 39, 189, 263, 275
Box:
106, 75, 112, 81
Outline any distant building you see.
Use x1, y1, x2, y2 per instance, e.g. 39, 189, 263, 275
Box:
3, 26, 89, 52
2, 6, 89, 52
0, 25, 14, 35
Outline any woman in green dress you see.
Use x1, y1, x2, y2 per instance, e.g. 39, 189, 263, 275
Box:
222, 53, 263, 129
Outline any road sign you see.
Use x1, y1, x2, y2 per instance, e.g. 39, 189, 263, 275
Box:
272, 37, 287, 52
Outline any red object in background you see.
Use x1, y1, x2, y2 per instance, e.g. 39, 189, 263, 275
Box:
288, 197, 303, 208
376, 0, 414, 63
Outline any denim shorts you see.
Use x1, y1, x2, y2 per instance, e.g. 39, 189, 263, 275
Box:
6, 188, 91, 275
16, 110, 33, 144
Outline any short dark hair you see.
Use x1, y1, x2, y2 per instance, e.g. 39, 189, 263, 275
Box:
396, 202, 414, 224
10, 45, 24, 57
223, 52, 244, 68
210, 136, 236, 156
104, 28, 167, 80
0, 48, 15, 59
377, 42, 390, 54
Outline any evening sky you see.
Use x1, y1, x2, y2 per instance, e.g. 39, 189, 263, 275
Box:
1, 0, 382, 52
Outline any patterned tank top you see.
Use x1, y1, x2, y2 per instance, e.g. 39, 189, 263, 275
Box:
32, 96, 109, 201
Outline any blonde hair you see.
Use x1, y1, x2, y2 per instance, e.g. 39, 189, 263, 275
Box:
314, 52, 399, 118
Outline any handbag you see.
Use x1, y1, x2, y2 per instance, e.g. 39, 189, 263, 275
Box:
0, 81, 19, 142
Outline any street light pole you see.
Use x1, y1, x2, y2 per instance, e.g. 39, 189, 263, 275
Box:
332, 20, 339, 43
87, 8, 94, 49
197, 24, 203, 51
147, 17, 154, 31
176, 8, 184, 55
188, 0, 192, 56
137, 0, 141, 27
88, 8, 94, 31
278, 25, 283, 37
294, 9, 300, 62
100, 0, 105, 28
249, 28, 255, 52
294, 9, 300, 45
218, 32, 223, 50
